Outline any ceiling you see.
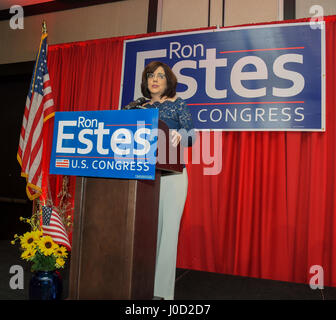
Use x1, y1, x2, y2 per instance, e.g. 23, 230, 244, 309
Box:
0, 0, 56, 10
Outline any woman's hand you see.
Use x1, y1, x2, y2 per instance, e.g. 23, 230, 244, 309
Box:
171, 130, 182, 147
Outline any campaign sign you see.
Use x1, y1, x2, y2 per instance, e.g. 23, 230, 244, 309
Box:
49, 109, 159, 180
120, 22, 325, 131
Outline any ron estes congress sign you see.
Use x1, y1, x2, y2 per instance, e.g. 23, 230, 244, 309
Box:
49, 109, 159, 179
120, 22, 325, 131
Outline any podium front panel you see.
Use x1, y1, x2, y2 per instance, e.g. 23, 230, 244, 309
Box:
69, 173, 161, 299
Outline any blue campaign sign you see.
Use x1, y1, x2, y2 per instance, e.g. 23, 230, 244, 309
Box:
120, 22, 325, 131
49, 109, 159, 180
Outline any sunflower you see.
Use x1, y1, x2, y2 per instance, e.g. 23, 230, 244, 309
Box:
54, 245, 68, 258
33, 229, 43, 239
21, 247, 36, 260
20, 231, 38, 249
38, 236, 57, 256
55, 257, 65, 268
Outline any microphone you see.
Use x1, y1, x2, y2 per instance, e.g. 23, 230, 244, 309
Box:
124, 97, 148, 110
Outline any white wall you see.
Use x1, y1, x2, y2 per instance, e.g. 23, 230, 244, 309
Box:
296, 0, 336, 19
2, 0, 320, 65
161, 0, 209, 31
0, 0, 149, 64
160, 0, 281, 32
225, 0, 279, 27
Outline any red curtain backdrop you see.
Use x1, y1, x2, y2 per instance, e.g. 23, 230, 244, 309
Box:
41, 36, 126, 243
44, 17, 336, 287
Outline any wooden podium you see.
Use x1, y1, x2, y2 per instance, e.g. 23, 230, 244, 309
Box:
68, 120, 183, 299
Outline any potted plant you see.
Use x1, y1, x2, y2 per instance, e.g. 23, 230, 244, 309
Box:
11, 216, 68, 300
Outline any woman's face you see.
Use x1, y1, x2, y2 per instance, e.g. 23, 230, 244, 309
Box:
147, 66, 167, 98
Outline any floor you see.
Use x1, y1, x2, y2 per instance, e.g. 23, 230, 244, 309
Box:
1, 240, 336, 300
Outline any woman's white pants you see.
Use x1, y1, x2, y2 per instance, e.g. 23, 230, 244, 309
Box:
154, 168, 188, 300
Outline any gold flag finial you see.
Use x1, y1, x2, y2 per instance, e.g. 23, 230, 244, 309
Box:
42, 20, 47, 34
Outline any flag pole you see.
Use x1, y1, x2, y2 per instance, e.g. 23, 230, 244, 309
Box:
33, 20, 48, 216
42, 20, 47, 34
40, 20, 47, 210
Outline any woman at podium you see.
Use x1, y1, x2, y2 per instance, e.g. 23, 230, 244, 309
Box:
141, 61, 195, 300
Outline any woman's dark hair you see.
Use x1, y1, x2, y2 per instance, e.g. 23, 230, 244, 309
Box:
141, 61, 177, 99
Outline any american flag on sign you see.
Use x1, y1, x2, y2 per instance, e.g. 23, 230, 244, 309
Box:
17, 32, 55, 200
55, 159, 69, 168
42, 206, 71, 250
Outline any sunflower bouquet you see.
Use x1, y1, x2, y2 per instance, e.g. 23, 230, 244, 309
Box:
11, 217, 68, 272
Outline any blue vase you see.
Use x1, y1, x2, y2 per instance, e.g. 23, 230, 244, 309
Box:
29, 271, 62, 300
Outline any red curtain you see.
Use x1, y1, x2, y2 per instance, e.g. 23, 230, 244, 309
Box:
41, 36, 125, 242
178, 16, 336, 287
44, 17, 336, 287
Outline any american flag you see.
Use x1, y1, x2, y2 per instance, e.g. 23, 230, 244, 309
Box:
55, 159, 70, 168
17, 32, 55, 200
42, 206, 71, 250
